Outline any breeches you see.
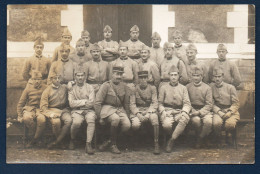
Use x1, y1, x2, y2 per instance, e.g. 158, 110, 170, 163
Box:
213, 112, 240, 132
191, 114, 213, 137
131, 113, 159, 130
105, 111, 131, 132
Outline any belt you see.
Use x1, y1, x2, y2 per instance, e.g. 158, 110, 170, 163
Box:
216, 104, 231, 109
123, 80, 134, 83
129, 55, 141, 59
163, 104, 182, 109
87, 80, 104, 85
192, 105, 204, 110
161, 79, 170, 82
137, 103, 150, 107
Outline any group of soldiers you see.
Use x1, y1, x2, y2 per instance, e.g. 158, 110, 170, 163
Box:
17, 24, 241, 155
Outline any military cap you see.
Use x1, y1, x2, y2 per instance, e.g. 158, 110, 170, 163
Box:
217, 44, 228, 51
212, 67, 224, 76
186, 43, 197, 51
34, 37, 44, 46
62, 27, 72, 37
81, 30, 90, 37
191, 66, 203, 75
130, 25, 139, 32
74, 67, 86, 75
138, 71, 148, 77
141, 44, 150, 51
163, 42, 174, 51
60, 43, 71, 51
76, 38, 85, 46
103, 25, 112, 32
119, 40, 128, 48
90, 43, 101, 51
151, 32, 161, 39
172, 30, 183, 38
31, 70, 42, 79
168, 65, 179, 74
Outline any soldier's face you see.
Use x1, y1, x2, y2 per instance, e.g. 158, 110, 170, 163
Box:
81, 36, 90, 45
76, 44, 86, 55
139, 76, 148, 87
62, 35, 72, 45
91, 50, 101, 60
186, 49, 197, 61
217, 49, 227, 60
119, 47, 128, 57
152, 38, 161, 47
130, 31, 139, 40
34, 45, 44, 55
60, 49, 70, 60
141, 50, 150, 61
52, 76, 61, 86
165, 48, 174, 58
192, 74, 202, 84
214, 74, 224, 85
173, 36, 182, 46
169, 72, 179, 84
112, 72, 123, 83
75, 72, 85, 85
33, 78, 42, 88
104, 31, 112, 39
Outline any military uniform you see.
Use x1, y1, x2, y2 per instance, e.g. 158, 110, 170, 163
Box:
186, 60, 209, 84
81, 30, 93, 61
69, 39, 92, 64
172, 30, 188, 65
150, 32, 165, 67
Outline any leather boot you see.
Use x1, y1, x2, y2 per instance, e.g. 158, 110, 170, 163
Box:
153, 125, 160, 155
165, 138, 174, 153
111, 144, 121, 154
110, 126, 121, 154
85, 142, 94, 155
98, 140, 111, 151
25, 138, 38, 148
69, 139, 75, 150
47, 141, 59, 149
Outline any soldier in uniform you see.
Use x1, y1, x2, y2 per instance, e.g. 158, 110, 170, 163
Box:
186, 66, 213, 148
208, 44, 241, 88
149, 32, 164, 67
68, 69, 96, 154
98, 25, 119, 62
70, 38, 91, 64
138, 45, 160, 88
17, 71, 47, 148
160, 42, 188, 88
110, 41, 139, 92
47, 44, 76, 85
85, 43, 110, 93
186, 43, 209, 84
172, 30, 188, 65
130, 71, 160, 154
80, 30, 93, 61
125, 25, 145, 60
211, 68, 240, 146
40, 73, 72, 149
94, 64, 131, 154
22, 37, 51, 83
51, 27, 75, 63
159, 65, 191, 153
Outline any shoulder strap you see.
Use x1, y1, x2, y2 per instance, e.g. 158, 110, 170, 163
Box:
109, 82, 124, 104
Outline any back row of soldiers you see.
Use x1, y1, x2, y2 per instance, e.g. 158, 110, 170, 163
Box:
17, 25, 241, 155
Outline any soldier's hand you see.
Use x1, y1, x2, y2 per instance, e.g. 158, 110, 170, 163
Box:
218, 111, 226, 118
17, 116, 23, 123
137, 113, 144, 122
171, 109, 181, 115
144, 113, 150, 121
99, 118, 105, 125
223, 111, 232, 119
192, 111, 200, 116
67, 81, 75, 90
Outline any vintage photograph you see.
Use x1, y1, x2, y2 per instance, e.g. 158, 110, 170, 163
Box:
6, 4, 255, 164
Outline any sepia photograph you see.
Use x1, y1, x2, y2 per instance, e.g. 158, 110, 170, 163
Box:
6, 4, 255, 164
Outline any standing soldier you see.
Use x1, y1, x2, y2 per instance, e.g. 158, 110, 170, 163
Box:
125, 25, 145, 60
186, 66, 213, 148
138, 45, 160, 88
208, 44, 241, 88
51, 27, 75, 63
110, 41, 139, 91
17, 71, 47, 148
68, 69, 96, 154
98, 25, 119, 62
94, 64, 131, 154
22, 37, 51, 83
70, 38, 90, 64
86, 43, 110, 93
211, 68, 240, 146
159, 65, 191, 153
186, 44, 209, 84
150, 32, 164, 67
130, 71, 160, 155
47, 44, 76, 85
40, 73, 72, 149
172, 30, 188, 65
80, 30, 93, 61
160, 42, 188, 88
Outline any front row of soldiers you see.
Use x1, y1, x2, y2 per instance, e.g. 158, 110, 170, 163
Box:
17, 62, 240, 155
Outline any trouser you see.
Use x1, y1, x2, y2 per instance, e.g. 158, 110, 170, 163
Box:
71, 110, 96, 143
23, 109, 46, 139
104, 111, 131, 132
131, 113, 159, 131
191, 114, 213, 138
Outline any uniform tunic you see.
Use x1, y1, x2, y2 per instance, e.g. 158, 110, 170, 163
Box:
208, 59, 241, 87
84, 44, 93, 61
125, 39, 145, 59
186, 60, 209, 84
174, 45, 188, 65
51, 45, 75, 63
98, 40, 119, 62
69, 52, 91, 64
22, 54, 51, 81
138, 59, 160, 87
150, 47, 164, 67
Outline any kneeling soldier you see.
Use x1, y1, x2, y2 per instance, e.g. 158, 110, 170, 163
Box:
159, 65, 191, 153
211, 68, 240, 146
94, 63, 131, 154
68, 69, 96, 154
40, 73, 72, 149
186, 66, 213, 148
130, 71, 160, 154
17, 71, 47, 148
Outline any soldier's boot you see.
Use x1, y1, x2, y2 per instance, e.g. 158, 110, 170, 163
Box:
111, 144, 121, 154
165, 138, 174, 153
110, 126, 121, 154
85, 142, 94, 155
25, 138, 38, 148
47, 141, 59, 149
98, 140, 111, 151
225, 131, 233, 146
153, 125, 160, 155
69, 139, 75, 150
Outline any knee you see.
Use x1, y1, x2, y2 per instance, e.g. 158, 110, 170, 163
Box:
149, 114, 159, 126
162, 118, 172, 130
62, 113, 72, 125
191, 116, 201, 127
110, 114, 120, 127
51, 118, 61, 127
72, 118, 83, 129
23, 112, 34, 123
121, 119, 131, 132
37, 114, 46, 124
179, 113, 190, 125
131, 117, 141, 131
225, 120, 236, 131
203, 116, 213, 126
213, 114, 223, 128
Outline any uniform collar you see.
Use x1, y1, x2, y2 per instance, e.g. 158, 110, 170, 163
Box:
174, 44, 182, 48
169, 82, 178, 87
193, 81, 202, 87
52, 84, 60, 89
120, 56, 128, 60
93, 58, 101, 62
188, 59, 197, 65
218, 58, 226, 62
215, 82, 224, 88
61, 58, 69, 62
35, 54, 42, 58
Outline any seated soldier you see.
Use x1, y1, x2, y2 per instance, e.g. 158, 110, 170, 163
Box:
17, 71, 47, 148
68, 68, 96, 155
94, 63, 131, 154
159, 65, 191, 153
186, 66, 213, 148
211, 68, 240, 146
130, 71, 160, 155
40, 73, 72, 149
